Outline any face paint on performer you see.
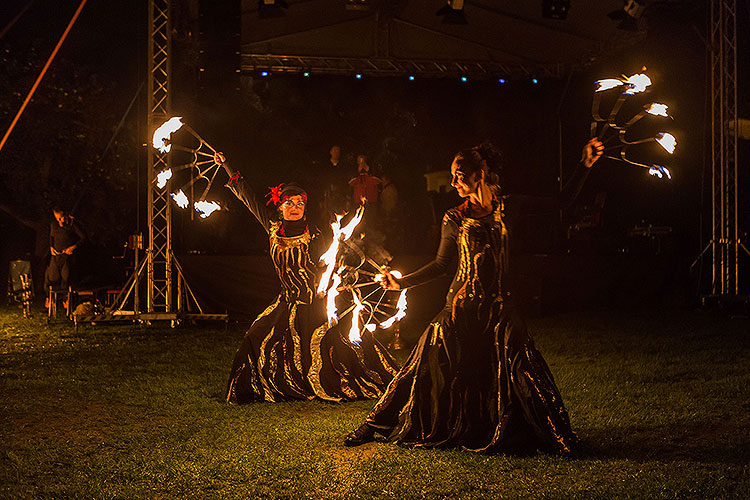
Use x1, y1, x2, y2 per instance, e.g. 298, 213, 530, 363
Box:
280, 195, 306, 221
450, 155, 482, 198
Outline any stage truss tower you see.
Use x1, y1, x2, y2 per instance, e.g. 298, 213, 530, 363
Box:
147, 0, 172, 313
709, 0, 747, 298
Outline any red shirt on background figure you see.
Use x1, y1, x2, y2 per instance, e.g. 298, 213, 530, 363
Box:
349, 155, 382, 206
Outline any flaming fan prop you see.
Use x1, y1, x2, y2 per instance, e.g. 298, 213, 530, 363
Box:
152, 117, 223, 218
317, 206, 408, 347
591, 69, 677, 180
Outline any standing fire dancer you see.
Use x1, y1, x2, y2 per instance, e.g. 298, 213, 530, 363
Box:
215, 152, 399, 404
344, 139, 602, 453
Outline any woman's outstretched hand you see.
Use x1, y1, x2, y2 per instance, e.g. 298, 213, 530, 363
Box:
214, 151, 234, 176
581, 138, 604, 168
376, 267, 402, 291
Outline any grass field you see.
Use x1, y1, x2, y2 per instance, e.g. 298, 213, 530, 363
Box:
1, 303, 748, 499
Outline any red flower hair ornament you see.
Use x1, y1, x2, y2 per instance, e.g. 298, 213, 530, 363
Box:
266, 183, 285, 206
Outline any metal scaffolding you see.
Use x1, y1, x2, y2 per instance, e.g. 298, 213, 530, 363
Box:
147, 0, 173, 314
708, 0, 747, 298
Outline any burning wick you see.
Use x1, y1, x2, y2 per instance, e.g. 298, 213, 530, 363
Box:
622, 73, 652, 95
194, 200, 221, 218
349, 291, 366, 345
595, 79, 623, 92
649, 165, 672, 180
655, 132, 677, 154
152, 117, 184, 153
646, 103, 669, 117
156, 168, 173, 189
379, 289, 408, 329
170, 190, 189, 209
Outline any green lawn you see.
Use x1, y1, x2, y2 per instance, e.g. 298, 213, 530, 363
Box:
1, 303, 748, 499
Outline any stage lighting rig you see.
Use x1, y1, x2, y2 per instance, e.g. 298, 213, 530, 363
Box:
259, 0, 288, 19
436, 0, 467, 25
608, 0, 646, 31
542, 0, 570, 20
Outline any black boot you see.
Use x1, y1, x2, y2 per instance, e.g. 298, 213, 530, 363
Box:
344, 423, 376, 447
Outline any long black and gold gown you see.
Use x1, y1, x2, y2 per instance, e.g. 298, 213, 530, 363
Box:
224, 174, 399, 404
365, 199, 578, 454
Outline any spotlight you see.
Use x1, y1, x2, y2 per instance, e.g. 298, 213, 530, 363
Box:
498, 78, 506, 84
532, 78, 538, 84
542, 0, 570, 20
608, 0, 646, 31
355, 73, 362, 79
436, 0, 467, 25
460, 76, 468, 82
259, 0, 288, 19
260, 71, 269, 77
303, 71, 310, 77
345, 0, 370, 10
408, 75, 415, 81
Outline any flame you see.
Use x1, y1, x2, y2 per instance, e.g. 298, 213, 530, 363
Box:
317, 205, 366, 297
379, 289, 408, 329
152, 117, 183, 153
655, 132, 677, 154
156, 168, 173, 189
349, 291, 366, 345
326, 273, 341, 326
170, 190, 189, 208
364, 324, 377, 332
623, 73, 651, 95
595, 79, 623, 92
194, 200, 221, 218
649, 165, 672, 180
646, 103, 669, 117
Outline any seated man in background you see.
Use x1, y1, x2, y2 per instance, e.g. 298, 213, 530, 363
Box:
44, 207, 85, 308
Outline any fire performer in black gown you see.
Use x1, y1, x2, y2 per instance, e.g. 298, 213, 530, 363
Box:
344, 139, 603, 454
215, 153, 399, 404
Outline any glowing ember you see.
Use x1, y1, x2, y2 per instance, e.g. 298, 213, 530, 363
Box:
649, 165, 672, 180
326, 273, 341, 326
595, 79, 623, 92
646, 103, 669, 117
379, 289, 408, 329
170, 190, 189, 208
349, 291, 366, 345
655, 132, 677, 154
623, 73, 652, 95
152, 117, 183, 153
194, 200, 221, 218
156, 168, 173, 189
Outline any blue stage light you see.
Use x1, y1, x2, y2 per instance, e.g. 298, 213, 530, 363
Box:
355, 73, 362, 79
498, 78, 506, 84
461, 76, 468, 82
408, 75, 415, 81
532, 78, 538, 84
260, 71, 269, 77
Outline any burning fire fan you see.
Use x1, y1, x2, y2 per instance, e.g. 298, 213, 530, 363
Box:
152, 117, 223, 218
591, 69, 677, 180
316, 205, 408, 347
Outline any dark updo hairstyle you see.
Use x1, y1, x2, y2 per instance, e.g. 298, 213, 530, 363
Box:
274, 182, 308, 219
454, 142, 503, 196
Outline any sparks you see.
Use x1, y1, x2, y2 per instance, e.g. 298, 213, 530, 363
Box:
649, 165, 672, 180
156, 168, 173, 189
194, 200, 221, 218
595, 79, 623, 92
646, 103, 669, 117
379, 289, 408, 329
655, 132, 677, 154
623, 73, 652, 95
152, 117, 184, 153
170, 190, 189, 208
